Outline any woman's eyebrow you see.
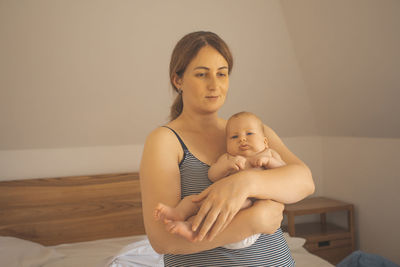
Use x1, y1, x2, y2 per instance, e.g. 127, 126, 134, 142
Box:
194, 66, 228, 70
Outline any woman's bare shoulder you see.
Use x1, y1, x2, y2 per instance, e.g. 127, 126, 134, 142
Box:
145, 125, 181, 151
141, 126, 183, 181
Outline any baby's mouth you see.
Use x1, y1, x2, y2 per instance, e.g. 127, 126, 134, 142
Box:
239, 145, 250, 150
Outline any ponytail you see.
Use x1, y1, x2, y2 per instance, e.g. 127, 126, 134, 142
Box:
170, 92, 183, 121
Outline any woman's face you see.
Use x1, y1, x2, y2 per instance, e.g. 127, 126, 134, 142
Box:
175, 46, 229, 115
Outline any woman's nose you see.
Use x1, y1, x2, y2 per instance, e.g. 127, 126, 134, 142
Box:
207, 75, 218, 90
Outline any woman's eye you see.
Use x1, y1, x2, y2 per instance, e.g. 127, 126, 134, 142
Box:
195, 73, 206, 77
217, 73, 227, 77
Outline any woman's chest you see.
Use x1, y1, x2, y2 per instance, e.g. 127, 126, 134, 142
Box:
182, 132, 226, 165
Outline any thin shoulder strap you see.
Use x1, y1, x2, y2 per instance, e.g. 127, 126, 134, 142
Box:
162, 126, 188, 152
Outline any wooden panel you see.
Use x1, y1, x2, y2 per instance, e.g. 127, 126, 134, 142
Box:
290, 222, 351, 242
304, 238, 352, 251
311, 246, 353, 265
283, 197, 356, 264
284, 197, 353, 215
0, 173, 145, 245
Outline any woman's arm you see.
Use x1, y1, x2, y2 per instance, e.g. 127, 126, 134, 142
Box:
247, 124, 314, 202
140, 127, 283, 254
191, 124, 314, 241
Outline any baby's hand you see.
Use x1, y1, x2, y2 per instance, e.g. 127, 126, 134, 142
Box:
250, 149, 286, 169
251, 156, 270, 168
227, 155, 246, 173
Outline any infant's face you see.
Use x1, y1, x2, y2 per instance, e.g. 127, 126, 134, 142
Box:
226, 116, 267, 157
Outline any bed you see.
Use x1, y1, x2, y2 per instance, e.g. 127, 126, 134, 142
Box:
0, 172, 333, 267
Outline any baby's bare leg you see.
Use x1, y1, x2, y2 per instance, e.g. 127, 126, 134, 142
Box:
154, 195, 200, 222
164, 198, 252, 242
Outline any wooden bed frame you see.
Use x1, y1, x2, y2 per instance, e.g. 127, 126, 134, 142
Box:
0, 172, 145, 246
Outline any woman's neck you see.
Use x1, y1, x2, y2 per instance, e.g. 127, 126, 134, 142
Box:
175, 110, 224, 132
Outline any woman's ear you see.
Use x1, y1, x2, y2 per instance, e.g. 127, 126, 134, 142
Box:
172, 74, 183, 91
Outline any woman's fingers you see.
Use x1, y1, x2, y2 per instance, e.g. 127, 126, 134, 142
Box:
191, 199, 211, 232
191, 188, 209, 203
191, 175, 249, 241
195, 206, 221, 241
196, 202, 241, 241
208, 209, 238, 241
207, 211, 229, 241
220, 212, 235, 235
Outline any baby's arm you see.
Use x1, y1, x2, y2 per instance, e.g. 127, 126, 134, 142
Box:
208, 153, 246, 182
250, 148, 286, 169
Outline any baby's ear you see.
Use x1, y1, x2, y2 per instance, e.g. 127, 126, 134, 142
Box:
264, 137, 269, 147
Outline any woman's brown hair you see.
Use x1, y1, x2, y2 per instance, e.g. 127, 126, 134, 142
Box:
169, 31, 233, 121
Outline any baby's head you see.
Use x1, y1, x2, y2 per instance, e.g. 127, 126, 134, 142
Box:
226, 111, 268, 157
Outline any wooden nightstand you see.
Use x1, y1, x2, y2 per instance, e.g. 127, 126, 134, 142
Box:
283, 197, 355, 265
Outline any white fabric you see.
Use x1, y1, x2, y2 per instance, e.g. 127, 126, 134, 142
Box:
283, 232, 306, 249
222, 233, 261, 249
0, 236, 64, 267
44, 235, 147, 267
106, 238, 163, 267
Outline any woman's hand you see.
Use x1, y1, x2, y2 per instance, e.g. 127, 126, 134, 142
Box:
191, 173, 249, 242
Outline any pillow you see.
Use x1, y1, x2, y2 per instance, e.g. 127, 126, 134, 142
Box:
0, 236, 64, 267
283, 232, 306, 250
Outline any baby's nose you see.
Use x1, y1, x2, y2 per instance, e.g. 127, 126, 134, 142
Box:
240, 136, 246, 142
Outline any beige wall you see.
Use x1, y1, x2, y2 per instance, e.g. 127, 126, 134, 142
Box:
280, 1, 400, 263
0, 0, 316, 151
281, 0, 400, 138
321, 137, 400, 264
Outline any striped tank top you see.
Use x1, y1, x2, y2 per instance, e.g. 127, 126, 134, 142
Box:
163, 127, 295, 267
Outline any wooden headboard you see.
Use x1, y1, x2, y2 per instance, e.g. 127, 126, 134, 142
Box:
0, 172, 145, 246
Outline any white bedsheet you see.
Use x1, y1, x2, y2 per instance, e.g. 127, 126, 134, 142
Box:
1, 233, 334, 267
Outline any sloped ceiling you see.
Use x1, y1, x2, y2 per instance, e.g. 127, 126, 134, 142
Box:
281, 0, 400, 138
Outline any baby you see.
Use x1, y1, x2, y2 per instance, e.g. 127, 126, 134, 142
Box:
154, 111, 286, 249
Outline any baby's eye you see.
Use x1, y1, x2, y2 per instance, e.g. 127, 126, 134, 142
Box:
246, 132, 254, 136
231, 135, 238, 139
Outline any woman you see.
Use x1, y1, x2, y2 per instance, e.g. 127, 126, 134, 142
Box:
140, 31, 315, 266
